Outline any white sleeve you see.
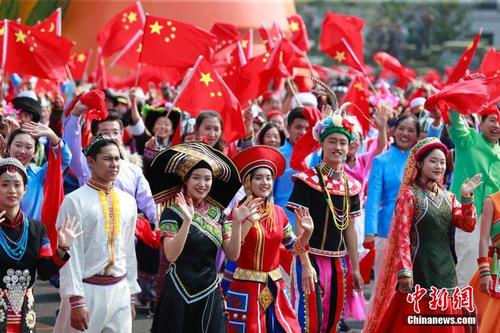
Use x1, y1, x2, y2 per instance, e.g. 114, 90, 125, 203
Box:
57, 197, 86, 299
126, 117, 146, 136
125, 199, 141, 295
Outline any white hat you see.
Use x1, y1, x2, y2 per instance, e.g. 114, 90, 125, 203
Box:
410, 97, 426, 109
18, 90, 38, 101
290, 92, 318, 109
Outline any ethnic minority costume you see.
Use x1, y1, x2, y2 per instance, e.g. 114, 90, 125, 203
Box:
226, 146, 302, 333
0, 213, 68, 333
286, 109, 362, 333
146, 142, 241, 333
470, 191, 500, 332
55, 136, 140, 333
0, 158, 69, 333
365, 138, 478, 333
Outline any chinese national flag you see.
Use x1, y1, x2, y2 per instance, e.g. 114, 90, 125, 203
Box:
287, 14, 310, 52
235, 40, 289, 106
97, 1, 145, 57
68, 50, 93, 81
240, 30, 253, 59
479, 47, 500, 77
140, 15, 217, 71
373, 52, 416, 88
175, 57, 246, 142
114, 30, 143, 69
2, 20, 73, 81
33, 8, 61, 35
320, 11, 365, 72
446, 31, 481, 84
219, 42, 246, 91
211, 22, 240, 53
342, 75, 371, 134
259, 23, 282, 51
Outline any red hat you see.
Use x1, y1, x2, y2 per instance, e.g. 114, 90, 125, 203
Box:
260, 91, 275, 104
232, 145, 286, 180
480, 104, 500, 120
267, 109, 283, 120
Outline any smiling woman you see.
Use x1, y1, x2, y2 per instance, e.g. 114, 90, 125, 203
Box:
147, 142, 241, 332
0, 158, 77, 333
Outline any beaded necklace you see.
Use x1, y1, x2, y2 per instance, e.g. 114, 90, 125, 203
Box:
0, 215, 29, 261
315, 165, 351, 231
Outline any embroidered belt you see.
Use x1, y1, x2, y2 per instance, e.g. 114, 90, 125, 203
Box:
309, 247, 347, 257
233, 267, 282, 283
82, 274, 125, 286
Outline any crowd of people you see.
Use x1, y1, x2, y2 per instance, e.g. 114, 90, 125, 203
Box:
0, 44, 499, 333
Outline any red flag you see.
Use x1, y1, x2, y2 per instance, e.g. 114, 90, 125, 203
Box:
94, 48, 108, 90
110, 65, 183, 91
446, 31, 481, 84
342, 76, 371, 134
320, 11, 365, 72
96, 1, 145, 56
287, 14, 310, 52
109, 29, 143, 69
68, 50, 93, 81
240, 30, 253, 59
41, 146, 64, 252
373, 52, 416, 88
259, 23, 282, 51
2, 20, 73, 81
290, 107, 322, 171
219, 42, 246, 91
235, 40, 289, 106
175, 57, 246, 142
140, 15, 217, 70
211, 22, 240, 53
425, 76, 500, 119
479, 47, 500, 77
33, 8, 62, 36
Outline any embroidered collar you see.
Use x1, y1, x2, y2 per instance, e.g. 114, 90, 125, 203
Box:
87, 178, 114, 193
318, 161, 342, 179
1, 211, 23, 229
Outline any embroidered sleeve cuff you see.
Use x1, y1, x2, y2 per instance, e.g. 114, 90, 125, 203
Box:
397, 269, 413, 278
460, 196, 474, 205
52, 252, 70, 267
143, 147, 161, 161
350, 210, 362, 218
69, 296, 86, 309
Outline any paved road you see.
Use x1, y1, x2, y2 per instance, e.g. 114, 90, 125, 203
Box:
34, 280, 369, 332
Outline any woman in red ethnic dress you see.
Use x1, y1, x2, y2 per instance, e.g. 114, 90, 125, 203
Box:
365, 137, 482, 333
226, 146, 314, 333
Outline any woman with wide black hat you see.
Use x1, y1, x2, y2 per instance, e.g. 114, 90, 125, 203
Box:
148, 142, 257, 332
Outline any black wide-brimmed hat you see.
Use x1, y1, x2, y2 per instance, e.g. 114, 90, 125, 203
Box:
146, 142, 241, 209
12, 96, 42, 123
141, 105, 181, 135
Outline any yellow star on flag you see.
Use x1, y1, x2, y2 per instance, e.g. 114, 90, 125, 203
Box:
241, 39, 248, 49
199, 72, 214, 87
127, 11, 138, 23
289, 21, 299, 32
15, 30, 27, 43
0, 26, 4, 36
77, 53, 86, 63
149, 21, 163, 35
354, 82, 364, 91
466, 41, 473, 51
334, 51, 346, 62
136, 43, 142, 53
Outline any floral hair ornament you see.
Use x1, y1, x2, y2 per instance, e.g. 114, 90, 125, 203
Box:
312, 103, 356, 143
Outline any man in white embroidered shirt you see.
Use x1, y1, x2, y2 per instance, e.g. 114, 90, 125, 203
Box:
54, 135, 140, 333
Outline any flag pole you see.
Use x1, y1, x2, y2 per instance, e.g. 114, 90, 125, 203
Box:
171, 55, 204, 108
248, 28, 253, 58
109, 30, 143, 69
81, 49, 93, 84
134, 63, 142, 88
341, 37, 379, 98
